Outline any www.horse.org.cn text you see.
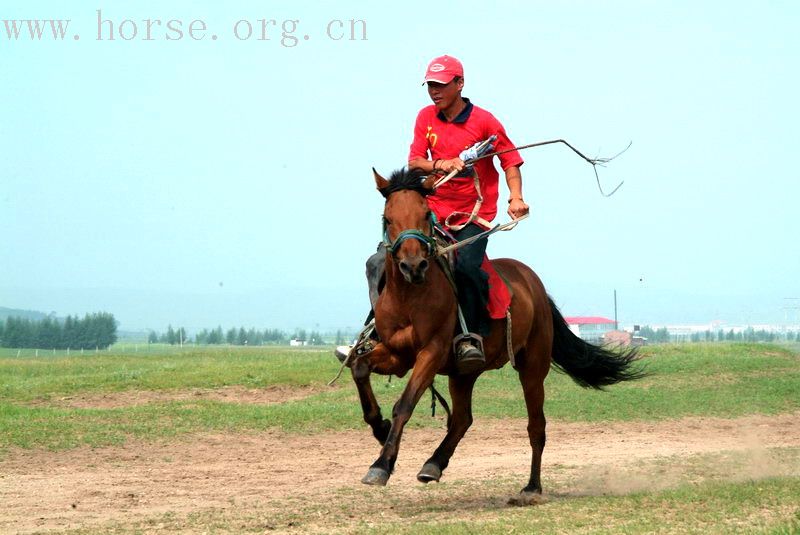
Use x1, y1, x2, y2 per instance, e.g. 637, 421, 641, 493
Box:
1, 10, 368, 47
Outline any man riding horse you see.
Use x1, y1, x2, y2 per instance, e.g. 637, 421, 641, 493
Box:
338, 54, 529, 373
332, 55, 643, 495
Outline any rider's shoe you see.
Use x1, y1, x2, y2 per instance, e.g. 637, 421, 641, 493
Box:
334, 345, 353, 363
455, 337, 485, 374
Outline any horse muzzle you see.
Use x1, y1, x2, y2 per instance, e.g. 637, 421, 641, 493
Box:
398, 256, 429, 285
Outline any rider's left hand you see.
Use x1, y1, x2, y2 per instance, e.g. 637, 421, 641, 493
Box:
507, 198, 530, 220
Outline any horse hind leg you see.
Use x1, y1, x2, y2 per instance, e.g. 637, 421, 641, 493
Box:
510, 343, 550, 505
417, 372, 479, 483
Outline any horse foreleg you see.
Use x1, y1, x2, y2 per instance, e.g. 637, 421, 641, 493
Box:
416, 372, 479, 483
361, 344, 444, 486
351, 352, 391, 445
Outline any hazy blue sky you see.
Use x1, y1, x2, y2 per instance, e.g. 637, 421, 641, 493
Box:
2, 1, 798, 332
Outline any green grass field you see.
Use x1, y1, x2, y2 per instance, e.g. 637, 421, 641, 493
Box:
1, 342, 798, 534
1, 343, 799, 452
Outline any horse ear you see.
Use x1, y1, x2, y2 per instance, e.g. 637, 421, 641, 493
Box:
373, 167, 390, 192
422, 173, 437, 192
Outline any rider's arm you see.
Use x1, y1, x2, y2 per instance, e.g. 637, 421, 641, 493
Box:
408, 157, 465, 174
505, 166, 530, 219
408, 157, 435, 173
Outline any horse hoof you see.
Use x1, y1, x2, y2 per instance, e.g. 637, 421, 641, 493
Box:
508, 491, 547, 506
361, 467, 390, 486
416, 463, 442, 483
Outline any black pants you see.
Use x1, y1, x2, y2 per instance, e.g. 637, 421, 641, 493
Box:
451, 223, 490, 337
364, 223, 489, 337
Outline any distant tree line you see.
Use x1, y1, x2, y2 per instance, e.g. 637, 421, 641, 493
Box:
638, 326, 671, 343
0, 313, 118, 349
638, 325, 799, 344
148, 326, 335, 346
148, 325, 189, 345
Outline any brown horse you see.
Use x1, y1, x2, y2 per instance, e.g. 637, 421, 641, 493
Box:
348, 167, 643, 503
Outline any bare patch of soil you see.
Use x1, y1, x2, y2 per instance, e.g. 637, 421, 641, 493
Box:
28, 385, 322, 409
1, 413, 799, 533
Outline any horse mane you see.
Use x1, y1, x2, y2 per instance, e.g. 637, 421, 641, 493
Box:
378, 168, 432, 199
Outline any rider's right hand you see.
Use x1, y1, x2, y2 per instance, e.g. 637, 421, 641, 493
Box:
508, 198, 530, 220
439, 158, 465, 174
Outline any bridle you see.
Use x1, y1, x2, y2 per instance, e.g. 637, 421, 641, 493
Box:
382, 211, 437, 258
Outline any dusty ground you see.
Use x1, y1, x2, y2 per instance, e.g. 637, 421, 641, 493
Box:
2, 404, 799, 533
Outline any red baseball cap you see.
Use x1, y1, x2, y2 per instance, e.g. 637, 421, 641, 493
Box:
422, 55, 464, 85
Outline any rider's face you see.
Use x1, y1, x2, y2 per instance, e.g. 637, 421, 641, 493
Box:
426, 76, 464, 112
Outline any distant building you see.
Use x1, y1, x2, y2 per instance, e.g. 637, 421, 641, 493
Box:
565, 316, 616, 343
604, 329, 632, 347
289, 338, 307, 347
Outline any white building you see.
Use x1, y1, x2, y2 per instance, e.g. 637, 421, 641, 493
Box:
565, 316, 616, 343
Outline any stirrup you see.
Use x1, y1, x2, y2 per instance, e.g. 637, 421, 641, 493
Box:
336, 319, 378, 362
454, 332, 484, 356
453, 333, 485, 374
356, 319, 377, 347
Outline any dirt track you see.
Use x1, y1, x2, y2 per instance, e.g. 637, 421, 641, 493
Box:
2, 411, 799, 533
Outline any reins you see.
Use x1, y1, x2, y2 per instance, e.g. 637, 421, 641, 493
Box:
436, 213, 529, 256
381, 211, 527, 259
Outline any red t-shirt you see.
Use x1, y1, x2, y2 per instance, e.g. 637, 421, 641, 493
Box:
408, 99, 523, 228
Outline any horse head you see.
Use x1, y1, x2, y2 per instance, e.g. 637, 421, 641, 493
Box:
374, 168, 437, 285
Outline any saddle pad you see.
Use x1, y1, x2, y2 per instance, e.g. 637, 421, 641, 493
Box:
481, 256, 512, 319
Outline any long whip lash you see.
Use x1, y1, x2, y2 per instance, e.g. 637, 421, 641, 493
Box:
435, 139, 631, 197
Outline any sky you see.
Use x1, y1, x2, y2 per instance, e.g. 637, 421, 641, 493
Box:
1, 1, 798, 333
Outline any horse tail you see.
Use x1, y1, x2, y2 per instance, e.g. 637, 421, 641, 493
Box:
548, 297, 646, 389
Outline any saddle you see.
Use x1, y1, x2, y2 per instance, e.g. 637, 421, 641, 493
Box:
482, 256, 513, 319
433, 224, 512, 320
